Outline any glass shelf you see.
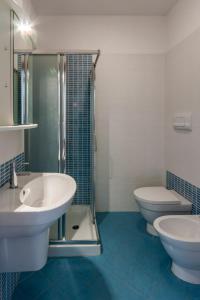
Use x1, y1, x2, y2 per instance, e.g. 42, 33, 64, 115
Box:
0, 124, 38, 132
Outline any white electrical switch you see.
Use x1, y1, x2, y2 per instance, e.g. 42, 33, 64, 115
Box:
173, 113, 192, 131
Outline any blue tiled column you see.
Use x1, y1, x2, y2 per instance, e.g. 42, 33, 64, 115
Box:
66, 55, 93, 205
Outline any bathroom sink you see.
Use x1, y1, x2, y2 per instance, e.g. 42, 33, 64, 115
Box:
0, 173, 76, 272
20, 173, 75, 208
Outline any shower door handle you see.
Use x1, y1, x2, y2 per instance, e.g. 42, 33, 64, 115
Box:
60, 55, 67, 174
94, 135, 97, 152
61, 138, 66, 174
62, 139, 66, 161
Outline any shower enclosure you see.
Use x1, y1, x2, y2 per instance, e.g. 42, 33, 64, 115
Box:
14, 50, 101, 256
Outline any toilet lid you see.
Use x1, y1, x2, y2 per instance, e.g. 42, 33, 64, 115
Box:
134, 186, 181, 205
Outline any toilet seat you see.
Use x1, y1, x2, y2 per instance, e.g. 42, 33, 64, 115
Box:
133, 186, 192, 236
134, 186, 181, 205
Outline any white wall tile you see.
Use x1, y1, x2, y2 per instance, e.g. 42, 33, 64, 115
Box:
166, 2, 200, 188
95, 54, 165, 211
0, 0, 12, 125
0, 131, 24, 164
167, 0, 200, 49
36, 16, 167, 54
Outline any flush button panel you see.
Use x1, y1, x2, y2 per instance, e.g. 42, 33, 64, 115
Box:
173, 113, 192, 131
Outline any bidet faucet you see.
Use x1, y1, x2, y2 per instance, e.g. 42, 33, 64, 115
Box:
10, 160, 18, 189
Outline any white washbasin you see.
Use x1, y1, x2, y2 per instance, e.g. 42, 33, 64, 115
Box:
0, 173, 76, 272
20, 173, 75, 209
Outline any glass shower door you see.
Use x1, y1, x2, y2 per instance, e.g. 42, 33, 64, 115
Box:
22, 52, 101, 252
25, 55, 59, 172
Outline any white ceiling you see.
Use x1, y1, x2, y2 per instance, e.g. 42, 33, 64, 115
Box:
31, 0, 178, 16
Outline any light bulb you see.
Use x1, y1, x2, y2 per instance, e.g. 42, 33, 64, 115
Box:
18, 21, 32, 35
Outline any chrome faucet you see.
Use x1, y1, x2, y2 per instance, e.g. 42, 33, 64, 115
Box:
10, 161, 30, 189
10, 160, 18, 189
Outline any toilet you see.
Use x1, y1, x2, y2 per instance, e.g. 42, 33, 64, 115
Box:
154, 215, 200, 284
133, 186, 192, 236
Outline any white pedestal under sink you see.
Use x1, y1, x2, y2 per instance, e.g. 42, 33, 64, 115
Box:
0, 173, 76, 272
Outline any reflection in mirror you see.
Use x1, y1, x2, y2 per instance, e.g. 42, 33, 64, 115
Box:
13, 66, 19, 124
13, 53, 33, 125
13, 12, 34, 51
12, 11, 34, 125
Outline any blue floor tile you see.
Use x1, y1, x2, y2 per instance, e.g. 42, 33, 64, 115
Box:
13, 212, 200, 300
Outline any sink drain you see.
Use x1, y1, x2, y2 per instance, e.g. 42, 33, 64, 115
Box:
72, 225, 79, 230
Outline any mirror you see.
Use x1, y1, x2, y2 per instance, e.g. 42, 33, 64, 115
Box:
12, 11, 34, 125
0, 0, 12, 125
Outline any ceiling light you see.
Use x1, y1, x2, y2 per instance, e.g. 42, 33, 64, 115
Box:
17, 21, 32, 35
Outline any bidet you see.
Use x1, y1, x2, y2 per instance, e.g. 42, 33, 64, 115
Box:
154, 215, 200, 284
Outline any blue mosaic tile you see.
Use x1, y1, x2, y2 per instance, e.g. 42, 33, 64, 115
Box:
0, 153, 25, 188
65, 54, 94, 205
0, 273, 20, 300
166, 171, 200, 215
192, 186, 198, 215
197, 188, 200, 215
0, 153, 24, 299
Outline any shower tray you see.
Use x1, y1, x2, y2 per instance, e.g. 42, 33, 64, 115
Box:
48, 205, 101, 257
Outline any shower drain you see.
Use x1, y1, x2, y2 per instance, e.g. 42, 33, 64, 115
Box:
72, 225, 79, 230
